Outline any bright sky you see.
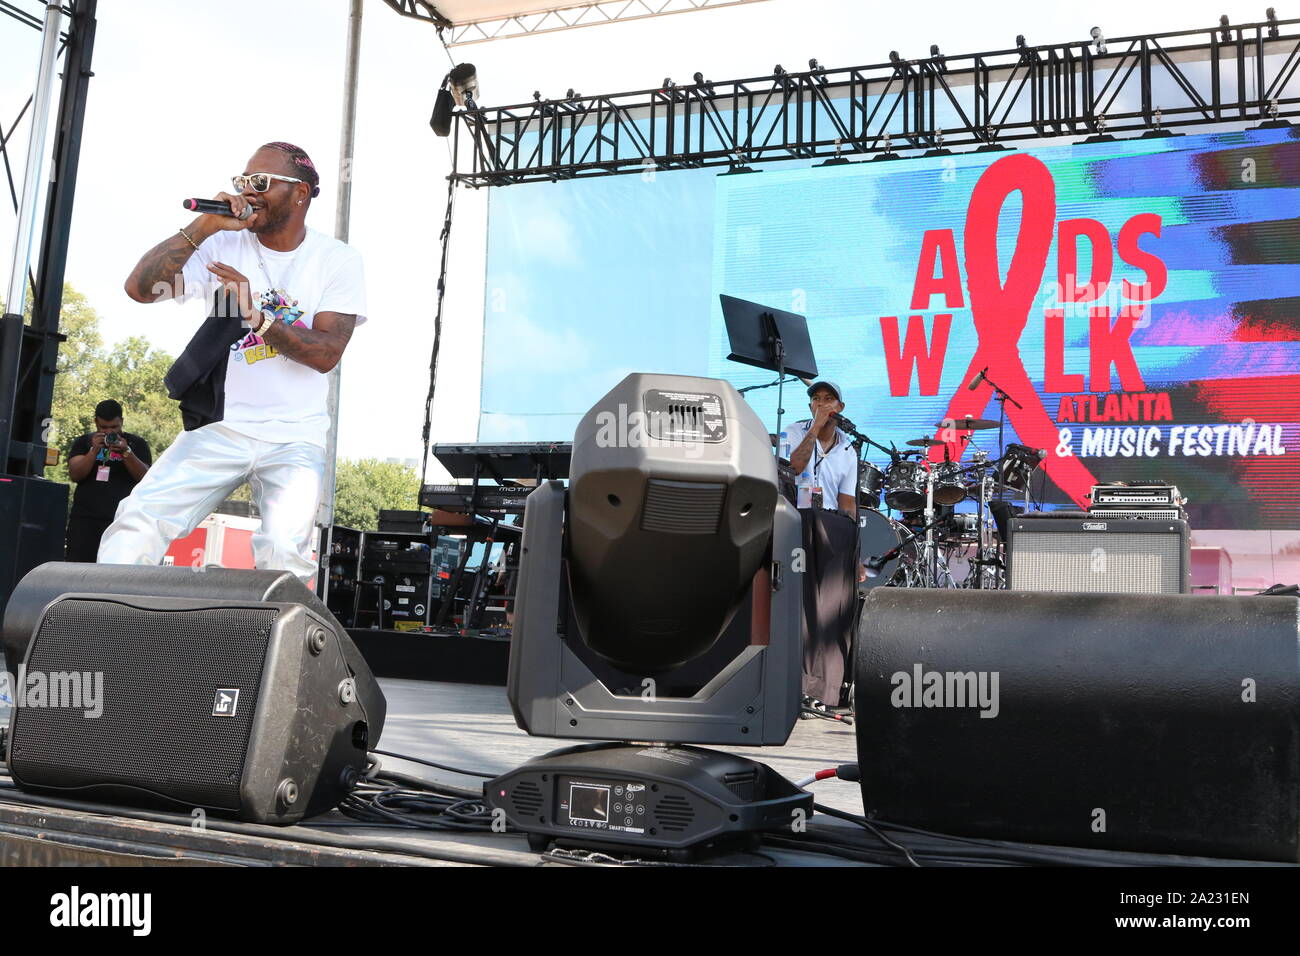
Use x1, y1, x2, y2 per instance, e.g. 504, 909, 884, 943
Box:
0, 0, 1258, 474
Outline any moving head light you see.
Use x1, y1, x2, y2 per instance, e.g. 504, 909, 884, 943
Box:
487, 373, 811, 857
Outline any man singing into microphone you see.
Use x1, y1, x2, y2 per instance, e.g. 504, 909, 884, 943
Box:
784, 381, 860, 714
101, 142, 366, 583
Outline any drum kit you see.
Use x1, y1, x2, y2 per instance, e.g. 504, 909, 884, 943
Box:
853, 417, 1046, 591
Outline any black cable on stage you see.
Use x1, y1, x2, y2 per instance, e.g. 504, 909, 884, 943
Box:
369, 748, 496, 779
813, 803, 921, 867
417, 171, 458, 493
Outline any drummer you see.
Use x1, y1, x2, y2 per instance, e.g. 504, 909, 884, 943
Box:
786, 380, 862, 714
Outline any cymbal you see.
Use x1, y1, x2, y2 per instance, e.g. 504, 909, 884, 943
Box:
906, 437, 947, 447
934, 417, 1000, 431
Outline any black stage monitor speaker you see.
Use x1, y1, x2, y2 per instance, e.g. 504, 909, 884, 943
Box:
855, 588, 1300, 862
1008, 514, 1190, 594
2, 563, 386, 824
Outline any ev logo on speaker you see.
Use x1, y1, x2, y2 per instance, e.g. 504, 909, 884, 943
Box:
211, 688, 240, 717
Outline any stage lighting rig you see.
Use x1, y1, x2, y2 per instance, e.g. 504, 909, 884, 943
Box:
1090, 26, 1107, 54
1220, 15, 1233, 42
485, 373, 811, 858
430, 62, 478, 137
1267, 7, 1280, 37
929, 44, 948, 72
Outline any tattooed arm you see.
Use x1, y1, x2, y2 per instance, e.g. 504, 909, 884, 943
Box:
261, 311, 357, 373
125, 191, 253, 303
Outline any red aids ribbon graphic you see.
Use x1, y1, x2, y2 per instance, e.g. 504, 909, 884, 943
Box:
935, 154, 1097, 506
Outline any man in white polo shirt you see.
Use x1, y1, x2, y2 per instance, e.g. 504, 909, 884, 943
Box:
100, 142, 365, 583
784, 380, 861, 713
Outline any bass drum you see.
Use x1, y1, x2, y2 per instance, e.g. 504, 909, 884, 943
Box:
857, 509, 912, 590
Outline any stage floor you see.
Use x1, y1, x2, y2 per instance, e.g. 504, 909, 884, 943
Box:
373, 678, 864, 817
0, 678, 866, 867
1, 680, 1284, 867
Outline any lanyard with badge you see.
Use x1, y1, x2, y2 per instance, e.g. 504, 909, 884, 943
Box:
798, 430, 833, 509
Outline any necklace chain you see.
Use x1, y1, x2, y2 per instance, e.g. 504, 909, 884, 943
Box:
252, 234, 302, 299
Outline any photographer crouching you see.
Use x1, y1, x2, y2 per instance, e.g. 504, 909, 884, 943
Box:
64, 399, 152, 562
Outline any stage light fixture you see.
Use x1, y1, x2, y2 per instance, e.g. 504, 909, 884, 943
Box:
485, 373, 810, 857
1220, 15, 1233, 43
430, 62, 478, 137
929, 44, 948, 72
1267, 7, 1280, 37
1090, 26, 1107, 54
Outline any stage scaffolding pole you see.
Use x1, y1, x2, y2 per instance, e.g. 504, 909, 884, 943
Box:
318, 0, 364, 542
0, 1, 63, 470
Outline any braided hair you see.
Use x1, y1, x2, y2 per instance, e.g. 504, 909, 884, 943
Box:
262, 141, 321, 198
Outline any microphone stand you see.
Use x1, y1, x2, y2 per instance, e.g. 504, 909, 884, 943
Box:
864, 514, 948, 581
976, 369, 1023, 463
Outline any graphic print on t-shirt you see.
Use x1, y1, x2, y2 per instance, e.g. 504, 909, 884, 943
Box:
231, 287, 308, 366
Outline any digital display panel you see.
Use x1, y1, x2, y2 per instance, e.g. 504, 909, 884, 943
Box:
483, 127, 1300, 530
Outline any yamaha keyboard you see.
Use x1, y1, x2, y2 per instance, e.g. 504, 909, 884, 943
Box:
420, 483, 536, 514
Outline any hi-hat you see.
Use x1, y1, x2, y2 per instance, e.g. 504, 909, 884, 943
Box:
934, 417, 1000, 431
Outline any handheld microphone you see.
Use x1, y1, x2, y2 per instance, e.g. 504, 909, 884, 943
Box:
967, 367, 988, 391
183, 198, 252, 220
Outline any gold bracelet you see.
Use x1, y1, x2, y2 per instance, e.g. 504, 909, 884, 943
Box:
178, 227, 200, 250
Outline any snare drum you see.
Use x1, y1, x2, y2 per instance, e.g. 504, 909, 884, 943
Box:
883, 460, 926, 512
858, 461, 886, 510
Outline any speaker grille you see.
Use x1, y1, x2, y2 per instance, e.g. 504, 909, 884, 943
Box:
640, 480, 725, 534
654, 793, 696, 831
1011, 530, 1184, 594
511, 780, 544, 817
9, 599, 274, 810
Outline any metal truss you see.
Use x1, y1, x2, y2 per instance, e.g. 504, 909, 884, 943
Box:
0, 0, 93, 477
1, 2, 70, 248
382, 0, 771, 47
444, 15, 1300, 187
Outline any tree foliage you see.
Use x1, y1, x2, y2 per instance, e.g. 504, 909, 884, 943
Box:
39, 284, 183, 483
333, 459, 421, 530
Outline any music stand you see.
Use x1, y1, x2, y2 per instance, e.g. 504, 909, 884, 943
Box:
720, 295, 818, 453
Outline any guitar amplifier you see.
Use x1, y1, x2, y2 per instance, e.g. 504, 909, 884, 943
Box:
1008, 515, 1190, 594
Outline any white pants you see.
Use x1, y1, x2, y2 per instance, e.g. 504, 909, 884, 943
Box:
98, 423, 325, 583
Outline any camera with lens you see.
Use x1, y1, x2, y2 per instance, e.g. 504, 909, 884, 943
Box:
103, 432, 122, 448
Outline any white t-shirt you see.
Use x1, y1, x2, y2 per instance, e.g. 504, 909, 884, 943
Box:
179, 228, 367, 447
785, 419, 858, 509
